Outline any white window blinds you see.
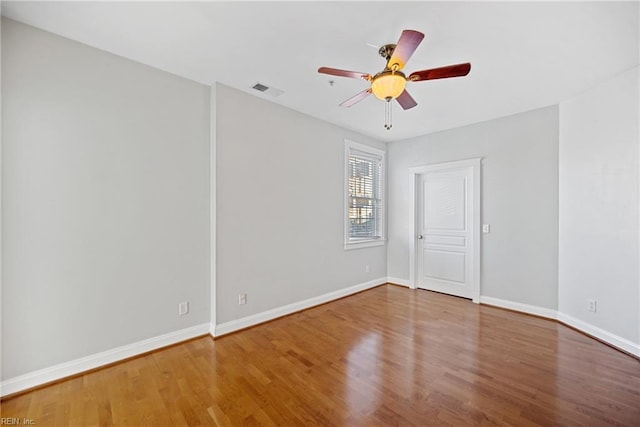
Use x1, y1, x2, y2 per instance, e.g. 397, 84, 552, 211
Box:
346, 143, 385, 246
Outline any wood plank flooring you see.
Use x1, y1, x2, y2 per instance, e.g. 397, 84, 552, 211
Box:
2, 284, 639, 426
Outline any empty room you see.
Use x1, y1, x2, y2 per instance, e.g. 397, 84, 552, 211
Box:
1, 1, 639, 425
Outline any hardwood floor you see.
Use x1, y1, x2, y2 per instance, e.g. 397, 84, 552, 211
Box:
2, 284, 639, 426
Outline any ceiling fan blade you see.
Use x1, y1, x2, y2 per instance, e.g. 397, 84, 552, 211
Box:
340, 88, 372, 107
395, 90, 418, 110
318, 67, 371, 80
409, 63, 471, 82
387, 30, 425, 71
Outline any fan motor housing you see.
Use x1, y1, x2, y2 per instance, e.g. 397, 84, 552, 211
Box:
378, 44, 396, 61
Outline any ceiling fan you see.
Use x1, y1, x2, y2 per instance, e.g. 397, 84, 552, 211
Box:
318, 30, 471, 129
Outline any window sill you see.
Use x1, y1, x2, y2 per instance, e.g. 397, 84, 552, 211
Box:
344, 239, 386, 250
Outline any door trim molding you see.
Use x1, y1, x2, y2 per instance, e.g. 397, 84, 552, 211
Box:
408, 158, 481, 303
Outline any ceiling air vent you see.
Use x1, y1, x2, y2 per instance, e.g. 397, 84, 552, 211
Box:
252, 83, 269, 92
251, 82, 284, 97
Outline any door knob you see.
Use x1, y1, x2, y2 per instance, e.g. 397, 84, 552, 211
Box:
417, 234, 424, 239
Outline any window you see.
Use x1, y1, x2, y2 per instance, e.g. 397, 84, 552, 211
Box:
344, 140, 385, 250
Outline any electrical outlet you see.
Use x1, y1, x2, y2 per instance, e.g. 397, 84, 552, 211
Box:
588, 299, 597, 313
365, 264, 370, 273
179, 301, 189, 316
238, 293, 247, 305
482, 224, 490, 234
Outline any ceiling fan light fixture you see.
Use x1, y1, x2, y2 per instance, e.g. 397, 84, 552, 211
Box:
371, 70, 406, 100
317, 29, 470, 129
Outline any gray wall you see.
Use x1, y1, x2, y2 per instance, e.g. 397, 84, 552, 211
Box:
559, 67, 639, 343
387, 106, 559, 309
215, 84, 386, 324
1, 19, 211, 379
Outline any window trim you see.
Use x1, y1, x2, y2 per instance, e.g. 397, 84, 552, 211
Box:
344, 139, 386, 250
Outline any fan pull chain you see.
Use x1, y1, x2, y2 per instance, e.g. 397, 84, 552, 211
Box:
384, 99, 393, 130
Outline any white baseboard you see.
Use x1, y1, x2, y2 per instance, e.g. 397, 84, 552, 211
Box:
3, 286, 637, 397
480, 296, 639, 357
479, 296, 558, 320
0, 323, 210, 397
557, 312, 640, 357
214, 278, 386, 337
386, 277, 413, 288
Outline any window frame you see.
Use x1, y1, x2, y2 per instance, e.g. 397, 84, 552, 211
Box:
344, 139, 386, 250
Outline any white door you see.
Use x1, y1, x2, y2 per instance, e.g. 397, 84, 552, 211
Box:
412, 159, 480, 300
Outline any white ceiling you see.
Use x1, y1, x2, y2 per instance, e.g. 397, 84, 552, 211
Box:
2, 1, 638, 142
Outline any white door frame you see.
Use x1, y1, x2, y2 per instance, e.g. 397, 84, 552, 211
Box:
408, 158, 481, 303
